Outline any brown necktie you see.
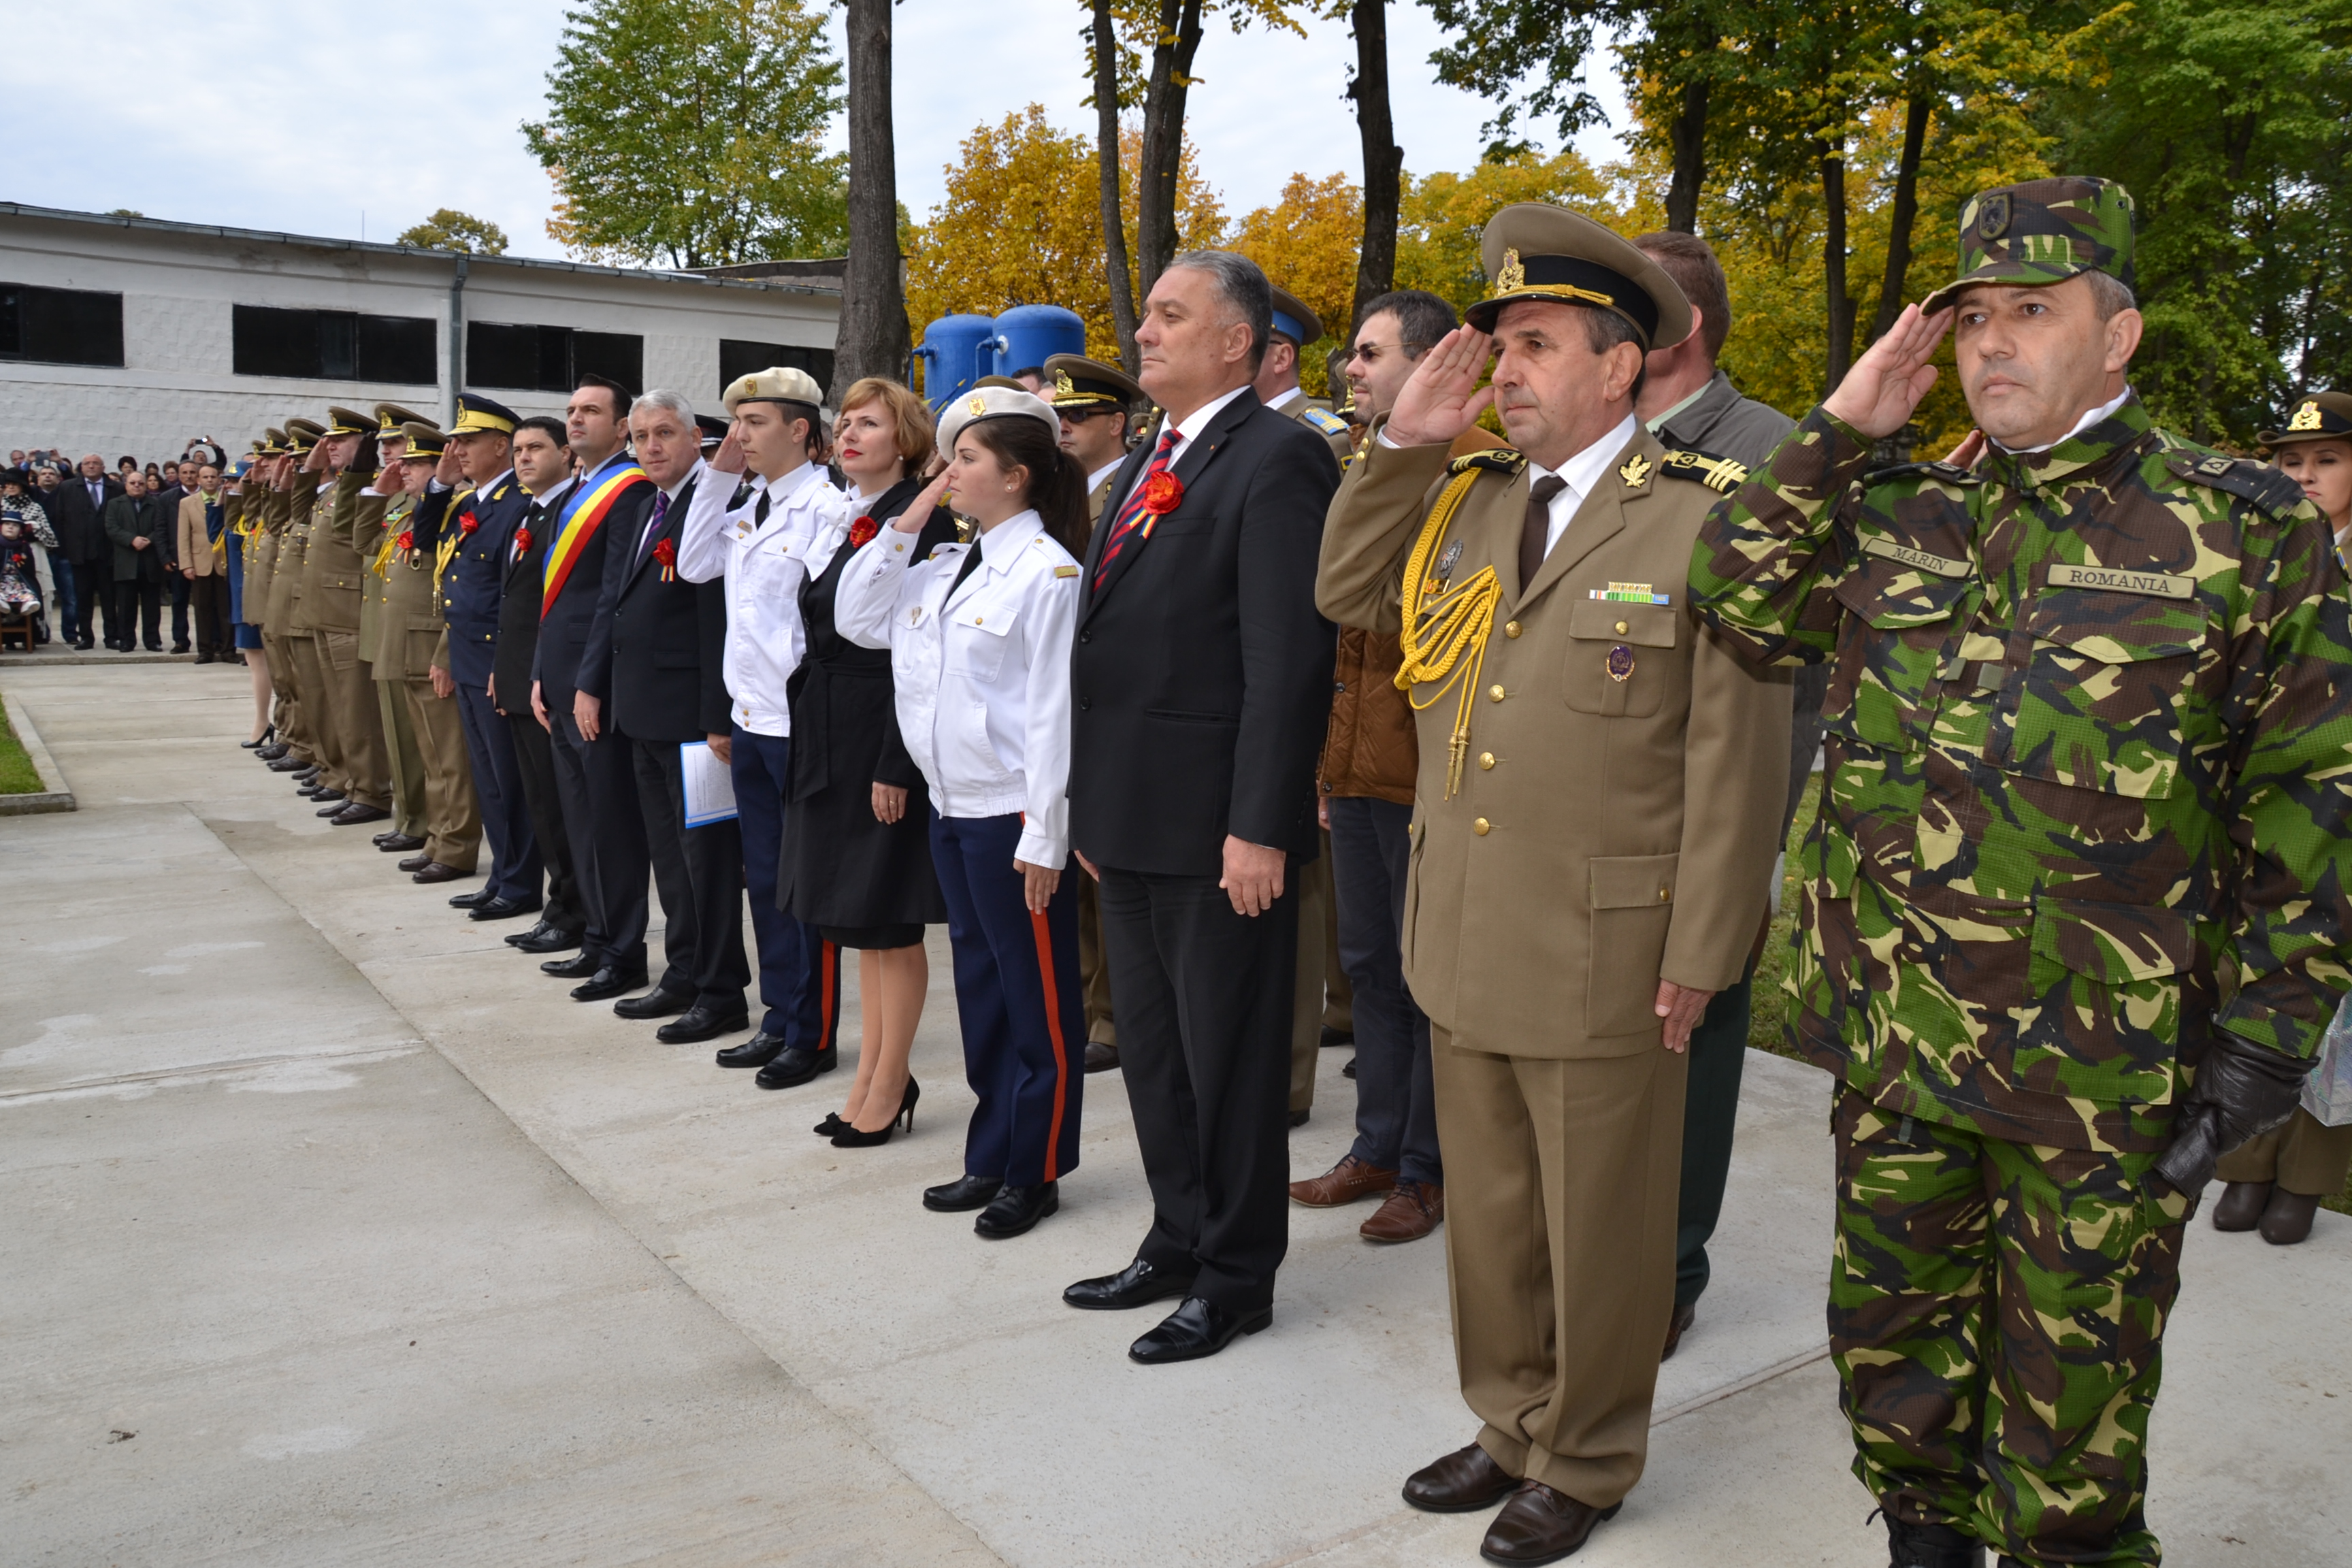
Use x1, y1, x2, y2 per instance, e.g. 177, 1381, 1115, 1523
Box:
1518, 476, 1567, 591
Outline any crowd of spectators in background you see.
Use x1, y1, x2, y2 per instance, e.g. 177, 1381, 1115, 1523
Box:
1, 440, 237, 653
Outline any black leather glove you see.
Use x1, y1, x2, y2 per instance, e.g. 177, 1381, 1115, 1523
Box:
2153, 1036, 2309, 1198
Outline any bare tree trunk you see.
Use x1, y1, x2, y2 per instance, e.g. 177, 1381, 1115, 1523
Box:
1818, 135, 1852, 392
1348, 0, 1401, 330
836, 0, 909, 391
1092, 0, 1141, 372
1868, 92, 1931, 341
1663, 76, 1710, 234
1135, 0, 1206, 300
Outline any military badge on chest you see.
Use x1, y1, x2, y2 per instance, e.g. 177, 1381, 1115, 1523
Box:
1606, 644, 1635, 683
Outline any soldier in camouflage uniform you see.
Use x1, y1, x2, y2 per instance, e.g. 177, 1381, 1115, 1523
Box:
1690, 177, 2352, 1568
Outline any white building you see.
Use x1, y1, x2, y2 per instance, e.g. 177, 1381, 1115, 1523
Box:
0, 203, 841, 462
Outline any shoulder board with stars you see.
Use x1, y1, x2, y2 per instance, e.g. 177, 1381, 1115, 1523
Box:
2163, 448, 2310, 520
1304, 406, 1349, 436
1447, 448, 1528, 478
1656, 448, 1750, 493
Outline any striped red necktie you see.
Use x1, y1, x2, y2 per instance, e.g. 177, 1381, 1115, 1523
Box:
1092, 429, 1178, 591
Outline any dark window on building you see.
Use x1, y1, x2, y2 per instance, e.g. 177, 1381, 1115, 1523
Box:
0, 283, 125, 367
720, 339, 834, 401
467, 322, 643, 395
231, 305, 434, 383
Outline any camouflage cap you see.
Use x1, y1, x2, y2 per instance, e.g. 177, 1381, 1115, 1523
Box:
1921, 176, 2135, 315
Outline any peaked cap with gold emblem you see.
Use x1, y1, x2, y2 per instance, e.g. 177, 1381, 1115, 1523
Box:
282, 417, 324, 455
1043, 353, 1143, 410
374, 403, 429, 438
2259, 389, 2352, 448
323, 406, 374, 438
398, 422, 448, 461
1469, 202, 1692, 351
448, 393, 520, 438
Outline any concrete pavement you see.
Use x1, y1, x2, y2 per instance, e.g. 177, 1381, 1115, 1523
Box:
3, 658, 2347, 1567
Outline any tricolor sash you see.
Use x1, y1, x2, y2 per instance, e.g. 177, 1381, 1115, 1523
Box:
542, 457, 647, 613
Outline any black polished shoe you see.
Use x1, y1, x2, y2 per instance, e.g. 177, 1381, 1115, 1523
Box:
1343, 1056, 1357, 1079
715, 1031, 787, 1068
1288, 1107, 1310, 1128
266, 753, 309, 772
1885, 1516, 1986, 1568
315, 798, 353, 817
612, 985, 693, 1020
467, 895, 541, 923
397, 852, 434, 873
1062, 1258, 1195, 1311
1321, 1024, 1354, 1048
813, 1113, 847, 1139
541, 951, 600, 978
570, 966, 648, 1002
975, 1182, 1059, 1239
256, 742, 291, 761
923, 1175, 1001, 1211
656, 1004, 749, 1044
448, 887, 493, 909
411, 862, 466, 884
1128, 1296, 1270, 1365
376, 832, 426, 853
1083, 1040, 1120, 1073
330, 802, 391, 826
508, 921, 583, 954
754, 1045, 836, 1090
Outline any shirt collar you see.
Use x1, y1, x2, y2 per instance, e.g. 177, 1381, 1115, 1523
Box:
1529, 413, 1639, 506
479, 468, 514, 500
1087, 458, 1125, 492
1644, 374, 1716, 436
760, 461, 824, 504
1991, 386, 2135, 457
1264, 385, 1305, 412
974, 508, 1043, 568
659, 459, 704, 505
530, 476, 578, 511
1170, 384, 1251, 448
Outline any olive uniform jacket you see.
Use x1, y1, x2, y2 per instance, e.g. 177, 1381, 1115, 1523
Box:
373, 490, 453, 679
1317, 419, 1791, 1058
304, 471, 374, 636
269, 475, 322, 636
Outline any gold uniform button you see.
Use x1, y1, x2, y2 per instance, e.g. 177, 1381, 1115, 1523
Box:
1488, 684, 1505, 702
1477, 751, 1495, 770
1503, 620, 1522, 638
1615, 619, 1629, 635
1472, 818, 1490, 836
1658, 887, 1671, 902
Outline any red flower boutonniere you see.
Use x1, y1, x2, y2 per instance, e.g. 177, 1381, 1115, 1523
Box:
1141, 470, 1183, 516
395, 529, 414, 553
653, 536, 677, 583
459, 510, 478, 537
512, 525, 533, 555
847, 514, 879, 550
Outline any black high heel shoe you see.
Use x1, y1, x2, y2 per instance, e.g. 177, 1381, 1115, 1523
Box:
830, 1078, 919, 1147
813, 1113, 846, 1139
242, 723, 276, 750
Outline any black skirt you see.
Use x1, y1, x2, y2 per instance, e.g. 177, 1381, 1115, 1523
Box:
777, 482, 960, 931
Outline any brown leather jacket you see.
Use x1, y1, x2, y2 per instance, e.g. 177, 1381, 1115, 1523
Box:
1319, 626, 1417, 804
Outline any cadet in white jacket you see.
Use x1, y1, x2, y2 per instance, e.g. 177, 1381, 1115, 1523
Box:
835, 386, 1086, 1241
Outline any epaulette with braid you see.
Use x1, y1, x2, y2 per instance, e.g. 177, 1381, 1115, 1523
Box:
1448, 448, 1527, 478
2163, 450, 2310, 520
1657, 448, 1750, 493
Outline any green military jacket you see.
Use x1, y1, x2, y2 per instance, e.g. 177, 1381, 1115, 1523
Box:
267, 475, 321, 636
302, 471, 372, 635
1691, 395, 2352, 1153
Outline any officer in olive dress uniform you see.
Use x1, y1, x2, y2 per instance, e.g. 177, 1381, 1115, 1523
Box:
361, 406, 431, 853
270, 421, 333, 796
304, 406, 392, 825
1254, 285, 1357, 1122
1318, 203, 1791, 1565
1045, 351, 1145, 1073
382, 421, 482, 883
246, 430, 310, 770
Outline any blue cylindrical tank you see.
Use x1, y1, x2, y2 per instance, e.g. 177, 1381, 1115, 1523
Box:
910, 314, 997, 407
991, 305, 1086, 379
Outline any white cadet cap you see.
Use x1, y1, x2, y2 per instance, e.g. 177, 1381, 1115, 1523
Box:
934, 385, 1061, 462
721, 365, 826, 414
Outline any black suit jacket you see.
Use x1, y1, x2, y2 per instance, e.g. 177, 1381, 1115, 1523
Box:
588, 470, 731, 742
493, 479, 571, 717
1069, 387, 1340, 877
534, 454, 655, 715
46, 476, 117, 564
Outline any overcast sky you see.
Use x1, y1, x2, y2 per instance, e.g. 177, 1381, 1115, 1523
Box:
1, 1, 1624, 261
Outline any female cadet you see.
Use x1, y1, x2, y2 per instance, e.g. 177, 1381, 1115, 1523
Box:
782, 377, 958, 1146
833, 385, 1086, 1241
2213, 387, 2352, 1245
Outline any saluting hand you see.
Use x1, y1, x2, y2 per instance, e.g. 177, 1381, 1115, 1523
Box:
1384, 325, 1497, 448
895, 466, 955, 534
710, 422, 749, 476
1823, 302, 1953, 439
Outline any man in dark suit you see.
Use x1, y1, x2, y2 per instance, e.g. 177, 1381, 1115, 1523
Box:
493, 418, 589, 957
578, 388, 749, 1042
1061, 250, 1341, 1364
48, 453, 118, 648
102, 470, 169, 650
536, 374, 657, 1004
438, 395, 544, 924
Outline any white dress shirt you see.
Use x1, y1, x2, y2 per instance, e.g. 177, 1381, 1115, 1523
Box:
675, 459, 843, 736
833, 508, 1082, 868
1115, 384, 1250, 507
1085, 458, 1125, 493
1526, 412, 1639, 560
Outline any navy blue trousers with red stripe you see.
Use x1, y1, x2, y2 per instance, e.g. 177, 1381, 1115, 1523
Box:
929, 811, 1083, 1187
732, 725, 841, 1051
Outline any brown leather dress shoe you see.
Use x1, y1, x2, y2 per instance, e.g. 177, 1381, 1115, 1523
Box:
1084, 1040, 1120, 1073
1360, 1180, 1443, 1243
2212, 1180, 2272, 1231
1402, 1442, 1518, 1513
1479, 1481, 1620, 1565
411, 862, 468, 884
1660, 1299, 1695, 1361
2259, 1188, 2321, 1245
1290, 1153, 1396, 1208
